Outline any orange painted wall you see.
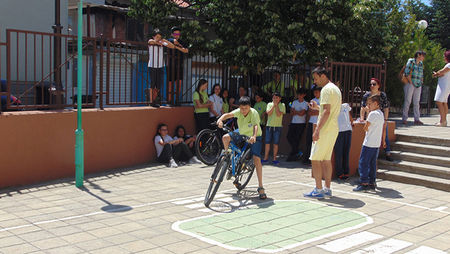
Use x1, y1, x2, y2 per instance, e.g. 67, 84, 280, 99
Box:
0, 107, 196, 189
0, 107, 395, 189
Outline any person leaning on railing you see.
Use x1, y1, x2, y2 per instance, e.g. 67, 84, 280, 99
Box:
148, 28, 175, 107
167, 26, 189, 104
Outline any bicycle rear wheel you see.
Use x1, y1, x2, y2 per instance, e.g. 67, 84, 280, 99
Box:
204, 155, 229, 207
195, 129, 222, 165
234, 149, 255, 191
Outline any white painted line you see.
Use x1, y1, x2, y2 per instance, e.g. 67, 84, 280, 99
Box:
215, 197, 235, 203
186, 197, 236, 209
197, 208, 211, 213
186, 203, 208, 209
173, 194, 227, 205
351, 239, 412, 254
173, 200, 374, 253
431, 206, 448, 212
318, 231, 383, 253
405, 246, 447, 254
0, 180, 287, 233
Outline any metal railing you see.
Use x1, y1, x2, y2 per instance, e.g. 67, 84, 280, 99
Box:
0, 29, 386, 114
327, 60, 387, 118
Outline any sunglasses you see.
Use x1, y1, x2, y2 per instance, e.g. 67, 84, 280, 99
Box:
370, 83, 378, 86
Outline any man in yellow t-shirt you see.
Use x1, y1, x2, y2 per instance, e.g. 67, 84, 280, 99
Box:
217, 96, 267, 199
263, 92, 286, 165
304, 66, 342, 199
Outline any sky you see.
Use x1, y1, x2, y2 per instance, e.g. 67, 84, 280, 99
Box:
421, 0, 431, 6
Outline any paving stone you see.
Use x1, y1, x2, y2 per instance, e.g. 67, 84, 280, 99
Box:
0, 242, 39, 253
0, 118, 449, 254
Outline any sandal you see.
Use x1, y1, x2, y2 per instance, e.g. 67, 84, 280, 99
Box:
435, 121, 447, 127
257, 187, 267, 200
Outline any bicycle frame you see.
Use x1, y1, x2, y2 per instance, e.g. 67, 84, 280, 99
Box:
229, 141, 249, 177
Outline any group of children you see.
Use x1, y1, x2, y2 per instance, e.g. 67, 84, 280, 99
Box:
252, 86, 322, 166
253, 83, 387, 192
157, 77, 388, 192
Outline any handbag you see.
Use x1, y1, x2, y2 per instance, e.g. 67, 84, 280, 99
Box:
399, 61, 414, 85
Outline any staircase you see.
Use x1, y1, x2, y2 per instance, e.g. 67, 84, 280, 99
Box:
377, 134, 450, 192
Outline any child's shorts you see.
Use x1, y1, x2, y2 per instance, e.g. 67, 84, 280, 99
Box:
229, 130, 262, 158
265, 126, 282, 145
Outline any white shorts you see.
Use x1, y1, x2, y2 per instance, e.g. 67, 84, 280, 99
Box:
434, 82, 450, 102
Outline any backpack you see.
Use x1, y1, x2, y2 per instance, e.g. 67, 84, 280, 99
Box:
398, 60, 414, 84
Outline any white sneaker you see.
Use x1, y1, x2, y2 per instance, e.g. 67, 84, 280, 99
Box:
169, 159, 178, 168
189, 156, 201, 164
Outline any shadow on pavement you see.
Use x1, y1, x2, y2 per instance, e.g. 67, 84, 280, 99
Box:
205, 189, 275, 213
318, 196, 366, 209
0, 162, 165, 198
79, 186, 133, 213
369, 187, 404, 199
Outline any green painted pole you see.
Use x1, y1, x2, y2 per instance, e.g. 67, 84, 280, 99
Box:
75, 0, 84, 188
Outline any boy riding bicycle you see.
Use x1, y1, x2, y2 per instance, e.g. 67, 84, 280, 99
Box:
216, 96, 267, 199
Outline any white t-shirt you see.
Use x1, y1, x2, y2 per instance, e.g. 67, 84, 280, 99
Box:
437, 63, 450, 90
154, 135, 173, 157
363, 109, 384, 148
291, 100, 309, 124
338, 103, 352, 132
309, 98, 320, 124
148, 43, 167, 68
209, 94, 223, 118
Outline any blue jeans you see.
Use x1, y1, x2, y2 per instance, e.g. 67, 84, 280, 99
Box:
358, 146, 379, 184
265, 126, 282, 144
384, 124, 391, 153
334, 130, 352, 176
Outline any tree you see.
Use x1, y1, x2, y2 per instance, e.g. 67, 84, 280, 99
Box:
429, 0, 450, 49
129, 0, 399, 73
384, 4, 446, 106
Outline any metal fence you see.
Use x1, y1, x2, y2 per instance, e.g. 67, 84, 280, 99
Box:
0, 29, 386, 116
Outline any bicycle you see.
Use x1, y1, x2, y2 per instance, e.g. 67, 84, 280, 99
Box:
195, 119, 234, 165
204, 126, 255, 207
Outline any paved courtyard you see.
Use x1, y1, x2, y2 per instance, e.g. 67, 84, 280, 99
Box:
0, 115, 449, 254
391, 113, 450, 140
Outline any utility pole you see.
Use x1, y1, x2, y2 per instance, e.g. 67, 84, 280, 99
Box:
53, 0, 63, 108
75, 0, 84, 188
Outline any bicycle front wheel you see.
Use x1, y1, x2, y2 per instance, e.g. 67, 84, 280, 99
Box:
234, 149, 255, 191
204, 155, 229, 207
195, 129, 222, 165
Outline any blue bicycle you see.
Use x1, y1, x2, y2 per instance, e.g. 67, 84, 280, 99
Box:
204, 126, 255, 207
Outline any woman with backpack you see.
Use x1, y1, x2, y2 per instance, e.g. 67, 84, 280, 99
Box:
400, 51, 426, 125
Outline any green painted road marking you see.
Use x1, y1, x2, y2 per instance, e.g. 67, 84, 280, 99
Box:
172, 200, 372, 253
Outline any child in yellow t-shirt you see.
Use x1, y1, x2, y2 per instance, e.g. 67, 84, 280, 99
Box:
263, 92, 286, 165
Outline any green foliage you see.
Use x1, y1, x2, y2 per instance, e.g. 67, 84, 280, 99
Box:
129, 0, 401, 73
128, 0, 447, 104
385, 7, 446, 106
428, 0, 450, 50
